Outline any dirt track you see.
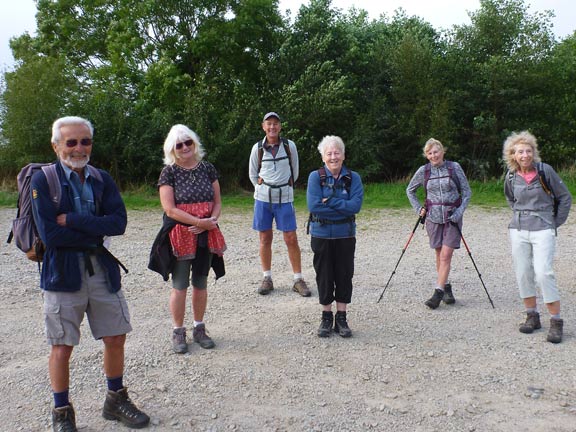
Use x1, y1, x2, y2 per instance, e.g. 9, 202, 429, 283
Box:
1, 206, 575, 431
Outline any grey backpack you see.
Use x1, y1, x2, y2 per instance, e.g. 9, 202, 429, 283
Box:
7, 163, 61, 262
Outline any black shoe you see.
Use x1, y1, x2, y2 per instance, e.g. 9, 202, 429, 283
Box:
443, 283, 455, 304
52, 404, 77, 432
334, 311, 352, 338
318, 311, 333, 338
425, 289, 444, 309
102, 387, 150, 429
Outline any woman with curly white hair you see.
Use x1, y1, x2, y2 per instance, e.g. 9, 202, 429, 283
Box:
503, 130, 571, 343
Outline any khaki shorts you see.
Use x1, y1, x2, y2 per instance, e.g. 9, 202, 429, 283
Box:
43, 255, 132, 346
425, 219, 462, 249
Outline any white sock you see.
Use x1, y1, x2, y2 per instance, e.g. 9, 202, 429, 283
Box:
263, 270, 272, 278
294, 273, 303, 281
193, 321, 204, 328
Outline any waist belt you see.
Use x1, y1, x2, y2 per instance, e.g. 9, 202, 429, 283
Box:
59, 245, 128, 276
306, 215, 355, 234
425, 197, 461, 208
259, 179, 292, 207
514, 209, 552, 216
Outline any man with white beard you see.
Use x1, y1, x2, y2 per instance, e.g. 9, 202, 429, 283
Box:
31, 116, 150, 431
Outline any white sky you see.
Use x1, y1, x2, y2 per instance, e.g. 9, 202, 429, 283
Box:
1, 0, 575, 70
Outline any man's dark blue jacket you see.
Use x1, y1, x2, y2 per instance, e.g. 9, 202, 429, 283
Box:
31, 162, 127, 292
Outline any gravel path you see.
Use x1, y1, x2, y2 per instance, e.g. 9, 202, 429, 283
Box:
1, 206, 575, 431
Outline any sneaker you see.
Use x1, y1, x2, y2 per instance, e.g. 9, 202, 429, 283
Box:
334, 311, 352, 338
519, 311, 541, 334
547, 318, 563, 343
172, 327, 188, 354
52, 404, 77, 432
258, 277, 274, 295
425, 289, 444, 309
443, 283, 455, 304
318, 311, 333, 338
102, 387, 150, 429
193, 323, 215, 349
292, 279, 311, 297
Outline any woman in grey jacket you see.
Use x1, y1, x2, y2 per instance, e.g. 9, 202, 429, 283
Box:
407, 138, 472, 309
503, 131, 572, 343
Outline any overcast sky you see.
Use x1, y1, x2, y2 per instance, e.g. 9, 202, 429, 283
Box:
1, 0, 574, 70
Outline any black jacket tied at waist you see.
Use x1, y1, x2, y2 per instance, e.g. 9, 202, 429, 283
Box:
148, 214, 225, 282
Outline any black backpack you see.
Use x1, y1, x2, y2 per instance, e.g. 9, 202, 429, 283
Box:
306, 167, 354, 234
256, 137, 294, 186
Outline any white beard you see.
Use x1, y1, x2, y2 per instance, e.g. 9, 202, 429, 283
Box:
62, 154, 90, 170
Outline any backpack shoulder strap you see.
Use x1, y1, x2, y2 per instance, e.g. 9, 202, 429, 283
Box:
41, 164, 61, 208
87, 164, 104, 183
342, 172, 352, 193
257, 138, 265, 175
282, 137, 294, 186
446, 161, 461, 194
318, 166, 327, 187
536, 162, 554, 197
423, 163, 431, 197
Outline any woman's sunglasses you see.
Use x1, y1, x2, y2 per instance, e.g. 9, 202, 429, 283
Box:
65, 138, 93, 148
175, 139, 194, 150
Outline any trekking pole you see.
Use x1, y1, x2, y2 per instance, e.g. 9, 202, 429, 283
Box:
451, 222, 495, 309
377, 216, 423, 303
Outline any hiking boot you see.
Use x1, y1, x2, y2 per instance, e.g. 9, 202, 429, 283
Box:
258, 277, 274, 295
519, 311, 541, 334
172, 327, 188, 354
425, 289, 444, 309
334, 311, 352, 338
292, 279, 311, 297
102, 387, 150, 429
52, 404, 77, 432
193, 323, 215, 349
443, 283, 455, 304
547, 318, 563, 344
318, 311, 333, 338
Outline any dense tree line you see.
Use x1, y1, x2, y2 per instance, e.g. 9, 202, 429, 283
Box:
1, 0, 575, 189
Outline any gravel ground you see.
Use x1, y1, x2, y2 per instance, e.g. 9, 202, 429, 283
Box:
1, 206, 576, 432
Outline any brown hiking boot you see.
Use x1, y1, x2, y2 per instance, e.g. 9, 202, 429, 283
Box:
52, 404, 77, 432
425, 289, 444, 309
172, 327, 188, 354
258, 277, 274, 295
443, 283, 455, 304
547, 318, 563, 343
292, 278, 311, 297
519, 311, 541, 334
102, 387, 150, 429
193, 323, 215, 349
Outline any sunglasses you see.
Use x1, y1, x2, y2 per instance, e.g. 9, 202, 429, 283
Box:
175, 139, 194, 150
64, 138, 92, 148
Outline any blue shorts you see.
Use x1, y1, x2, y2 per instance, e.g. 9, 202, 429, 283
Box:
252, 200, 297, 232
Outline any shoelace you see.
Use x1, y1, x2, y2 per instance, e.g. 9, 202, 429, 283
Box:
117, 397, 142, 419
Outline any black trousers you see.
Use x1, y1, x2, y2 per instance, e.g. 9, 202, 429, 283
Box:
310, 237, 356, 306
